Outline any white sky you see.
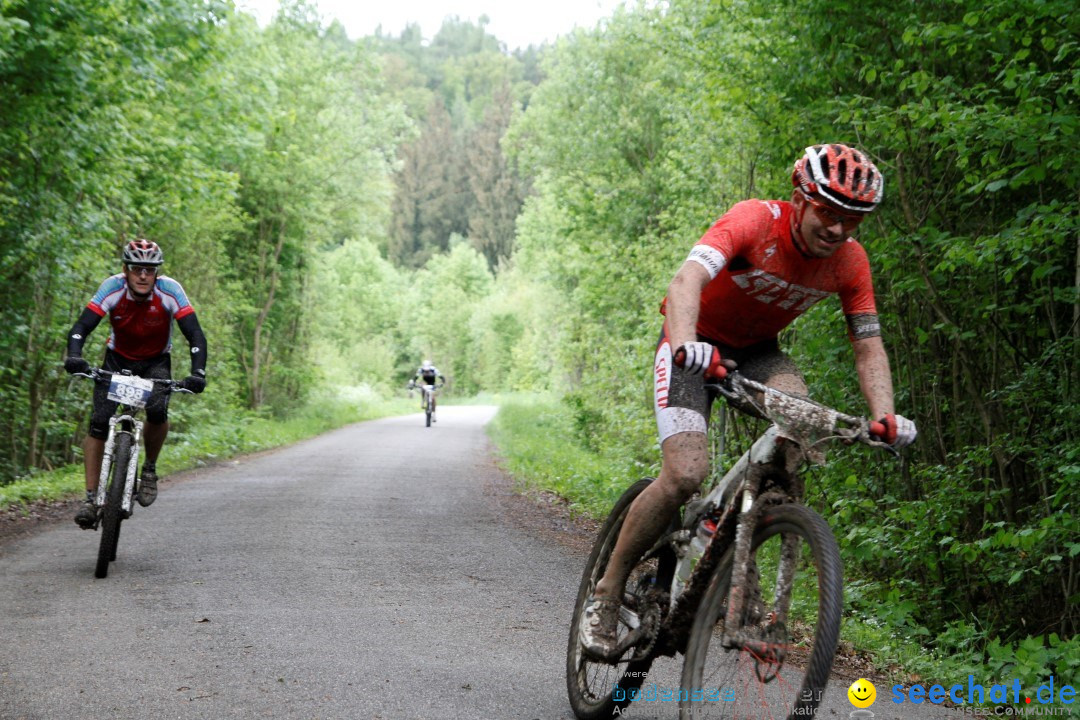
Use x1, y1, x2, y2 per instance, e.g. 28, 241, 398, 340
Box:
235, 0, 626, 50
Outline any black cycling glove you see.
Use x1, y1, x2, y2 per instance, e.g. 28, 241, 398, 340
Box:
64, 356, 91, 375
179, 375, 206, 393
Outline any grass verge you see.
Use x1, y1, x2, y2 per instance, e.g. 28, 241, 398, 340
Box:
487, 393, 653, 517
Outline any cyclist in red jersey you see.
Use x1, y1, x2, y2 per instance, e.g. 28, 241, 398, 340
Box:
63, 239, 208, 528
580, 144, 917, 659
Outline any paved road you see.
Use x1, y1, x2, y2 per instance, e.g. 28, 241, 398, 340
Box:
0, 406, 963, 720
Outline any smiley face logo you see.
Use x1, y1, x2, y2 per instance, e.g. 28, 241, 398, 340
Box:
848, 678, 876, 708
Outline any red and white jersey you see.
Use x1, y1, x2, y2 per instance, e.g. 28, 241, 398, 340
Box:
671, 199, 878, 347
86, 274, 194, 360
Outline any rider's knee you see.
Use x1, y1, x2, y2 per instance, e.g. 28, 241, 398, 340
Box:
663, 468, 707, 501
145, 404, 168, 425
88, 408, 110, 440
660, 430, 709, 499
659, 451, 708, 501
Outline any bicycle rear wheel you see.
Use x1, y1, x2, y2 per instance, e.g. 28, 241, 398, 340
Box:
95, 432, 132, 579
680, 503, 842, 720
567, 477, 675, 719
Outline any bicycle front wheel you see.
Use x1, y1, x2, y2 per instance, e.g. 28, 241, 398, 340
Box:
680, 503, 842, 720
95, 432, 132, 579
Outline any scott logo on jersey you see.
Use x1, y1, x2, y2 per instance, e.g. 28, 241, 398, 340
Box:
729, 268, 830, 313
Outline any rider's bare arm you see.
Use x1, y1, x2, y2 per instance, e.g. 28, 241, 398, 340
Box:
852, 335, 895, 420
665, 261, 713, 348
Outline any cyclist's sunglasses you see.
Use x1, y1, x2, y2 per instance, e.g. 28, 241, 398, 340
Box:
126, 264, 159, 276
800, 191, 865, 230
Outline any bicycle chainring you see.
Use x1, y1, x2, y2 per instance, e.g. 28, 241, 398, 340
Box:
628, 602, 661, 662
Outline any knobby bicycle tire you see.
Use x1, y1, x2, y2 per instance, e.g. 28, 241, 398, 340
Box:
567, 477, 670, 719
95, 432, 132, 579
112, 513, 122, 561
679, 502, 842, 720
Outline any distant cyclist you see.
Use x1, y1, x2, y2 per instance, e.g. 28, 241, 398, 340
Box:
63, 239, 207, 528
579, 144, 917, 659
407, 360, 445, 408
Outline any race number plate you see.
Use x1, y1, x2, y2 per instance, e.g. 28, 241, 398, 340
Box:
107, 375, 154, 408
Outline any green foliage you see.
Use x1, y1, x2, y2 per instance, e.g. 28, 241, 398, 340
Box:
377, 17, 530, 269
0, 0, 408, 480
488, 395, 651, 516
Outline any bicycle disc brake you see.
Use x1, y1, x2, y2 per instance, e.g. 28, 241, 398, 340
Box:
749, 618, 789, 683
737, 560, 789, 683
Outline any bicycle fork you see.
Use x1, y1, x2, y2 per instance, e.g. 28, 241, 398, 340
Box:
720, 428, 801, 673
95, 416, 144, 516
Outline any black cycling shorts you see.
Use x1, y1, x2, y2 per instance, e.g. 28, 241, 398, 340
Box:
88, 350, 172, 439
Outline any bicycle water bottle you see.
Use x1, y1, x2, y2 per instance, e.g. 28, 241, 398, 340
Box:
673, 515, 718, 597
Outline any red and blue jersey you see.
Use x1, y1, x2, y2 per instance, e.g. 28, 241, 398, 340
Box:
86, 274, 194, 360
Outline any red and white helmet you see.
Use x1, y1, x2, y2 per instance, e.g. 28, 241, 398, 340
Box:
122, 238, 164, 266
792, 144, 883, 214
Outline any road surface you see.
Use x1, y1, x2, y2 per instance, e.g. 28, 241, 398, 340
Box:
0, 406, 963, 719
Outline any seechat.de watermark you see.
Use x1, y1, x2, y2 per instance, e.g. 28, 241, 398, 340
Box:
890, 675, 1075, 714
891, 676, 1075, 705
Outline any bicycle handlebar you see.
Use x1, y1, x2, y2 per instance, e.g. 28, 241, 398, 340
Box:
671, 347, 894, 451
715, 371, 894, 451
73, 369, 194, 394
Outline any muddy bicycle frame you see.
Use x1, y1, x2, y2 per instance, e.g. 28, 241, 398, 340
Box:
617, 371, 893, 660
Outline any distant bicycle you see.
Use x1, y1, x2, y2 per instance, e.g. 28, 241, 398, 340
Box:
408, 380, 443, 427
567, 364, 897, 719
74, 369, 192, 578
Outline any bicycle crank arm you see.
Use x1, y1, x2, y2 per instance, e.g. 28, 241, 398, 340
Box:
644, 529, 687, 561
617, 603, 641, 630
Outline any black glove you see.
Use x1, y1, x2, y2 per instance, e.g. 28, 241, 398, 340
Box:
64, 356, 91, 375
178, 375, 206, 393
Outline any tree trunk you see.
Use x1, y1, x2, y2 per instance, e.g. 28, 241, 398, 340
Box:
248, 221, 287, 408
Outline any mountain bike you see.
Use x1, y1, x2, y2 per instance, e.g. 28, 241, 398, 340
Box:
75, 369, 191, 578
566, 365, 896, 720
409, 381, 441, 427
